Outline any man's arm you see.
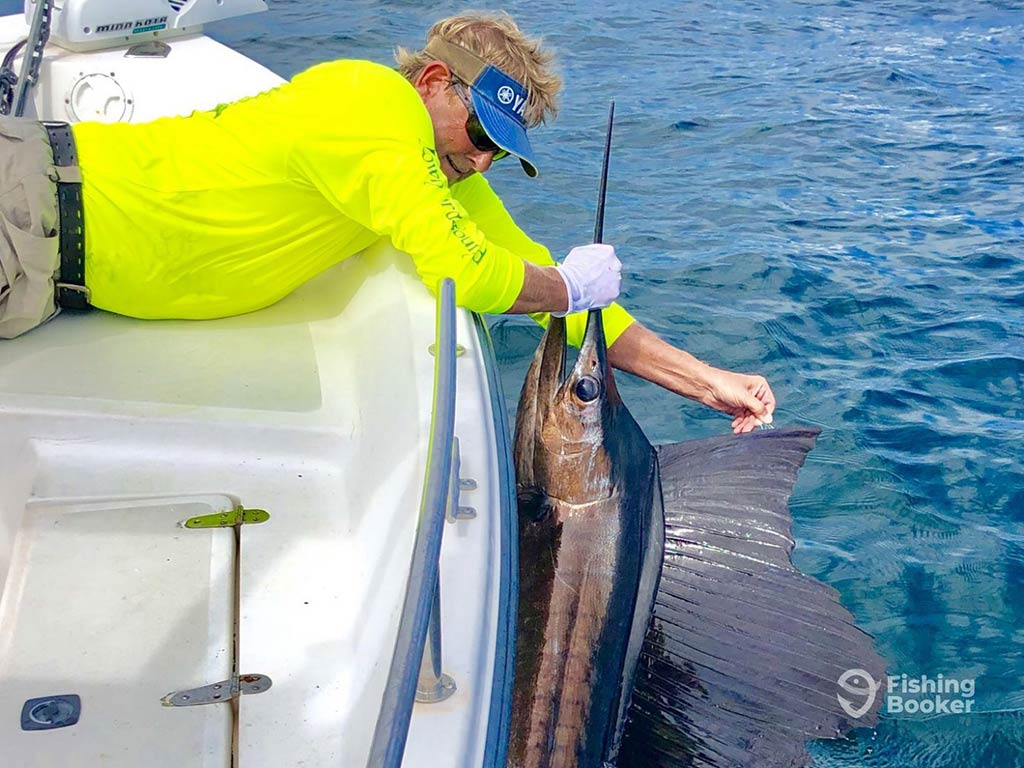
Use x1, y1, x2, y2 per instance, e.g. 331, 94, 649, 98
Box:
607, 322, 776, 434
504, 270, 775, 434
451, 177, 774, 433
507, 262, 569, 314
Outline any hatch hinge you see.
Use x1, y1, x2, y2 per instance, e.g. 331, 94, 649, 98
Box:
161, 674, 272, 707
182, 507, 269, 529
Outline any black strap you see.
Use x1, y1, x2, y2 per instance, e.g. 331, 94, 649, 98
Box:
43, 121, 89, 310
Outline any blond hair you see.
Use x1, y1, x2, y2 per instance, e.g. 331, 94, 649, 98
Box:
395, 11, 561, 127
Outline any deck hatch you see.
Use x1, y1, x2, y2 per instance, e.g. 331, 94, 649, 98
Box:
0, 494, 236, 766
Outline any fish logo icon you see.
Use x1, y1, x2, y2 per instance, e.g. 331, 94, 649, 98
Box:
837, 669, 880, 719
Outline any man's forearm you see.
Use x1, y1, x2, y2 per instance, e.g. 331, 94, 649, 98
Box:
608, 321, 776, 432
607, 322, 714, 402
507, 262, 569, 314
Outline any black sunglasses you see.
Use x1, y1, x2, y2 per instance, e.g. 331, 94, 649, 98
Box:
451, 81, 509, 161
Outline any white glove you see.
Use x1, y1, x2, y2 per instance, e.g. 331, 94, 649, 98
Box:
553, 244, 622, 316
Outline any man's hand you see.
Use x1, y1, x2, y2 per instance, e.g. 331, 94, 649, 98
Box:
698, 368, 776, 434
508, 244, 622, 315
553, 244, 621, 315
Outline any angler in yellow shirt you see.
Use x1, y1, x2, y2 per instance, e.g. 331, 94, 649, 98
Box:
0, 11, 777, 433
74, 55, 631, 342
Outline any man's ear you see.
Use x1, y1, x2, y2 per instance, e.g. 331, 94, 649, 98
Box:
414, 60, 451, 96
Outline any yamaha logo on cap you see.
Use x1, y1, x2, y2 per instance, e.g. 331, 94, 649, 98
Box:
475, 65, 530, 124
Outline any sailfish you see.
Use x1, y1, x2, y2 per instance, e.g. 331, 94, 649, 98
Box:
508, 106, 885, 768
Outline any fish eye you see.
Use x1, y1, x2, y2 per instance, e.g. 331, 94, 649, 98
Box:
574, 375, 601, 403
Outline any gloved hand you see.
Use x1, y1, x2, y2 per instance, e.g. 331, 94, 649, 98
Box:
553, 244, 622, 316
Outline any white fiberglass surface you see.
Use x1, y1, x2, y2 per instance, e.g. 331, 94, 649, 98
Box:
0, 283, 325, 411
0, 16, 506, 763
0, 244, 504, 766
0, 495, 235, 768
0, 243, 427, 763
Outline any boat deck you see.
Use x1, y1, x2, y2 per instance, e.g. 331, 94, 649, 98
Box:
0, 243, 508, 766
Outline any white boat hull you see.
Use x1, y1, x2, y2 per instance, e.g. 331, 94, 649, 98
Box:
0, 12, 513, 767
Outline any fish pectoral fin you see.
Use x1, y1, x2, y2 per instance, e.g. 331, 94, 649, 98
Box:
616, 427, 886, 768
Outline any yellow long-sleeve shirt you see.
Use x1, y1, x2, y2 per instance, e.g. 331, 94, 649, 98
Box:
72, 59, 634, 345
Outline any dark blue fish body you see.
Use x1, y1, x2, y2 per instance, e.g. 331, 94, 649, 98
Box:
509, 311, 885, 768
510, 314, 663, 767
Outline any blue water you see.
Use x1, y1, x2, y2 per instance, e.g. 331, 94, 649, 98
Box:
9, 0, 1023, 763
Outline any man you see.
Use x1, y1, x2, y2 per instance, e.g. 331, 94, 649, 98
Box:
0, 11, 774, 433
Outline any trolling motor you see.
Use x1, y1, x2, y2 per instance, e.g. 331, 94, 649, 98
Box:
25, 0, 268, 51
1, 0, 269, 116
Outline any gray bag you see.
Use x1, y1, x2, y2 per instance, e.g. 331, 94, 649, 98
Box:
0, 117, 60, 339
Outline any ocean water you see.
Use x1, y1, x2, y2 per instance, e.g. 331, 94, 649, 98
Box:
216, 4, 1021, 765
10, 0, 1023, 764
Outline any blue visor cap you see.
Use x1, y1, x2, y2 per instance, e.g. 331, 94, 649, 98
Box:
468, 65, 538, 177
